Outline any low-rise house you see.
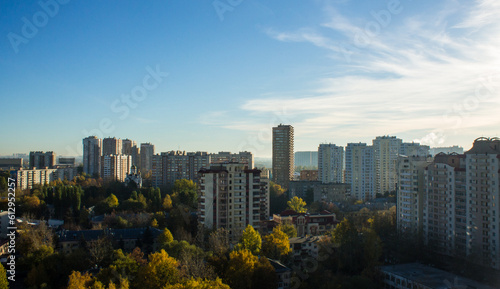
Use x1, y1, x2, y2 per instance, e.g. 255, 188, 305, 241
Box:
57, 227, 162, 254
268, 258, 292, 289
262, 210, 338, 237
289, 236, 327, 261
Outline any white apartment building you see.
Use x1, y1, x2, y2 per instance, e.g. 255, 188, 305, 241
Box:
345, 143, 374, 200
318, 144, 344, 184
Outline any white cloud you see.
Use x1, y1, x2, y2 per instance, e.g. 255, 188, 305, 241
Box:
199, 1, 500, 153
251, 0, 500, 148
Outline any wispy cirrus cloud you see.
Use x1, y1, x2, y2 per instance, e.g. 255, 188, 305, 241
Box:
243, 0, 500, 148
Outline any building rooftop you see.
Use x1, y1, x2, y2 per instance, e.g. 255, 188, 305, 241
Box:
289, 236, 324, 244
380, 263, 497, 289
268, 258, 291, 273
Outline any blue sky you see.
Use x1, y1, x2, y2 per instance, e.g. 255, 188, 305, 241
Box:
1, 0, 499, 157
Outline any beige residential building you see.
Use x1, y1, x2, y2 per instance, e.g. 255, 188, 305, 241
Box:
198, 163, 269, 242
272, 124, 294, 189
397, 155, 433, 233
14, 167, 76, 190
100, 154, 131, 182
373, 136, 402, 195
423, 153, 466, 258
464, 137, 500, 269
210, 151, 254, 168
318, 143, 344, 184
103, 137, 123, 156
420, 137, 500, 270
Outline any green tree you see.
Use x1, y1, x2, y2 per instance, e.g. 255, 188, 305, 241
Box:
251, 257, 277, 289
208, 228, 229, 257
269, 182, 287, 214
171, 179, 198, 208
68, 271, 94, 289
287, 196, 307, 213
164, 278, 230, 289
331, 219, 364, 274
158, 228, 174, 246
107, 194, 119, 208
279, 224, 297, 238
235, 225, 262, 255
225, 249, 258, 289
0, 264, 8, 289
262, 227, 291, 260
162, 195, 173, 210
135, 250, 180, 289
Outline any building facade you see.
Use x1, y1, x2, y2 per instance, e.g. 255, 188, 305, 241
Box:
272, 124, 294, 189
102, 137, 123, 156
29, 151, 56, 169
0, 158, 23, 170
345, 143, 374, 200
83, 136, 102, 176
210, 151, 254, 168
400, 142, 430, 157
397, 155, 433, 233
140, 143, 155, 173
288, 181, 351, 203
318, 144, 344, 184
14, 167, 76, 190
373, 136, 402, 195
299, 170, 318, 181
414, 137, 500, 270
198, 163, 269, 242
294, 151, 318, 167
100, 154, 132, 182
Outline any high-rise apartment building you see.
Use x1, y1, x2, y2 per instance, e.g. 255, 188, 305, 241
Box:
463, 138, 500, 269
405, 137, 500, 270
140, 143, 155, 173
100, 154, 132, 182
318, 144, 344, 184
122, 139, 141, 168
294, 151, 319, 167
150, 151, 210, 187
151, 154, 163, 187
397, 155, 433, 233
83, 136, 102, 176
198, 163, 269, 242
210, 151, 254, 168
345, 143, 375, 200
373, 136, 402, 195
58, 157, 76, 166
272, 124, 294, 189
423, 153, 467, 261
15, 167, 77, 190
400, 142, 430, 157
29, 151, 56, 169
122, 139, 137, 155
103, 137, 122, 156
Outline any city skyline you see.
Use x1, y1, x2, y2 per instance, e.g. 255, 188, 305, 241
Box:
2, 1, 499, 158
